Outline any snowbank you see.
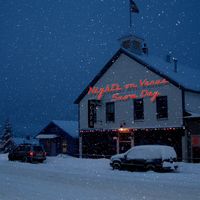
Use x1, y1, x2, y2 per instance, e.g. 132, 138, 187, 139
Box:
0, 154, 200, 200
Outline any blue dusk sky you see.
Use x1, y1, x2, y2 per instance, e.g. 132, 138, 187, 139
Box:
0, 0, 200, 136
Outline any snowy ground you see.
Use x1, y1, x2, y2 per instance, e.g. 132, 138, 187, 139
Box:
0, 154, 200, 200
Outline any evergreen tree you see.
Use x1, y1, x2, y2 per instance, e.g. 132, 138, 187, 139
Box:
0, 119, 15, 153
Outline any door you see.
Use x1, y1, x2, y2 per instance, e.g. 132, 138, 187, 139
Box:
62, 139, 67, 154
12, 147, 21, 160
119, 142, 131, 153
51, 142, 57, 156
192, 135, 200, 162
14, 146, 30, 160
119, 133, 132, 153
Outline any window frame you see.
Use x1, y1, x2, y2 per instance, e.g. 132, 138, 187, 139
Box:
156, 96, 168, 119
106, 102, 115, 123
134, 98, 144, 121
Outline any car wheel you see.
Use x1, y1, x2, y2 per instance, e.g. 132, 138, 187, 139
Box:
22, 157, 28, 163
112, 162, 121, 170
146, 164, 155, 171
8, 156, 14, 161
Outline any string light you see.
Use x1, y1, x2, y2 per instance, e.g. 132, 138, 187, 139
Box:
80, 126, 182, 134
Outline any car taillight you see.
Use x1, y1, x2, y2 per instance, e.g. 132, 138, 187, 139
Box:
44, 152, 47, 156
29, 151, 35, 157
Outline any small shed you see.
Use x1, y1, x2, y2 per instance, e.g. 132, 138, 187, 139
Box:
36, 120, 79, 156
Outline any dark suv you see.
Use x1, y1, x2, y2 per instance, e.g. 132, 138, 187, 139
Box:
8, 144, 46, 163
110, 145, 178, 172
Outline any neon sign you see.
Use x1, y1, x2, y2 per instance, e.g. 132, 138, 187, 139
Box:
88, 78, 169, 103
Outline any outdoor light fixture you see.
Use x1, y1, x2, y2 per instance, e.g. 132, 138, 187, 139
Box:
118, 128, 130, 133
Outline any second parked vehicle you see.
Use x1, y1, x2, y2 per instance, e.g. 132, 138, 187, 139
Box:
8, 144, 46, 163
110, 145, 178, 172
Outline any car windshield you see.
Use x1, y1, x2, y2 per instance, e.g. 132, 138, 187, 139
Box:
33, 146, 43, 152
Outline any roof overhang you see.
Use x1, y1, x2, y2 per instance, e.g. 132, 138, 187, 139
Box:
184, 110, 200, 119
36, 134, 59, 139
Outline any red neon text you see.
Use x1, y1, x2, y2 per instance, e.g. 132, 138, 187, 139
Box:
112, 90, 160, 102
124, 83, 138, 89
112, 93, 138, 101
88, 78, 169, 102
140, 90, 160, 102
140, 79, 169, 87
88, 84, 122, 100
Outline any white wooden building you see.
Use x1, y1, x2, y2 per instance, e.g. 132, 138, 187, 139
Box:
74, 35, 200, 162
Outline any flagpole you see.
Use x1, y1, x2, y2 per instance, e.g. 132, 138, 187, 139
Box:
129, 0, 139, 29
129, 1, 132, 28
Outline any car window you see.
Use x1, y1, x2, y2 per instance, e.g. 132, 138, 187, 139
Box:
33, 146, 43, 151
21, 145, 31, 151
145, 148, 162, 159
14, 145, 30, 152
127, 149, 147, 159
127, 147, 162, 160
24, 146, 31, 151
21, 146, 27, 151
14, 147, 21, 152
18, 146, 25, 151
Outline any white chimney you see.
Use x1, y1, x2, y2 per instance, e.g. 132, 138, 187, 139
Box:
166, 51, 172, 63
173, 57, 178, 73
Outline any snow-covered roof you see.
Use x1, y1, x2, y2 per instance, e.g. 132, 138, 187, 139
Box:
52, 120, 79, 138
184, 110, 200, 118
74, 48, 200, 104
13, 137, 39, 145
118, 34, 144, 42
124, 48, 200, 92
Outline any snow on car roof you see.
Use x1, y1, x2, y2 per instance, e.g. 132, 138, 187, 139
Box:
133, 144, 174, 150
130, 145, 177, 160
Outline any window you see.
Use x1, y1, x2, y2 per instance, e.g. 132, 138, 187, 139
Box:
156, 96, 168, 119
122, 40, 131, 49
133, 40, 141, 50
134, 99, 144, 120
106, 102, 115, 122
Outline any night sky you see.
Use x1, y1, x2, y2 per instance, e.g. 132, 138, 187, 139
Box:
0, 0, 200, 136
